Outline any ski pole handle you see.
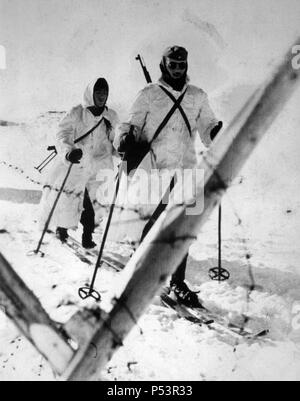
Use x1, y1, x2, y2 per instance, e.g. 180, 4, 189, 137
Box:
47, 145, 57, 152
35, 146, 58, 173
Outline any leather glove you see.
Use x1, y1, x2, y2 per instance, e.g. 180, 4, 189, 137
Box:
66, 148, 83, 164
210, 121, 223, 141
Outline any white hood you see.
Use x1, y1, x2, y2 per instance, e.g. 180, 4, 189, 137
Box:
83, 79, 97, 107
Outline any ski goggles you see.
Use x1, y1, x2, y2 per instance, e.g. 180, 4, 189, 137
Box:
165, 60, 187, 70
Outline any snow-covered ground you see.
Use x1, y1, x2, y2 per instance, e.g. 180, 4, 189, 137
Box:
0, 105, 300, 381
1, 0, 300, 382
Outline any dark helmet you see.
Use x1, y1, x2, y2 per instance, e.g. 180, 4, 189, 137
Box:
162, 46, 188, 61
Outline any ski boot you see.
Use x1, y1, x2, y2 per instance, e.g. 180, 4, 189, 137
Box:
56, 227, 69, 243
170, 280, 203, 308
82, 232, 97, 249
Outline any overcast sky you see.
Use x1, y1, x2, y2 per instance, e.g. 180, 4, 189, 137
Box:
0, 0, 300, 120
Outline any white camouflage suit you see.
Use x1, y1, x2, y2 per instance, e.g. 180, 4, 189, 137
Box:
39, 80, 119, 230
115, 77, 219, 170
111, 77, 219, 243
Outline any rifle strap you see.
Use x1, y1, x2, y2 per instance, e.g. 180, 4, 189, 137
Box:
74, 117, 104, 144
159, 85, 192, 136
149, 88, 188, 146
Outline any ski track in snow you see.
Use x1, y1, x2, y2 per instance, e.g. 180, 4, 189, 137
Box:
0, 199, 300, 381
1, 118, 300, 381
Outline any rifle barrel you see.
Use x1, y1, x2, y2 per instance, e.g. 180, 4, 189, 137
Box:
136, 54, 152, 84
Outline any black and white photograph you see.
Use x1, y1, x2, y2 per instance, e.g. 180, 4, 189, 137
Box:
0, 0, 300, 384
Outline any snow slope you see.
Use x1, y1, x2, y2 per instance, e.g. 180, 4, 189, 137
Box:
0, 200, 300, 381
0, 107, 300, 380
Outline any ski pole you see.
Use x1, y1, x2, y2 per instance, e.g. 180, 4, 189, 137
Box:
135, 52, 228, 282
28, 163, 73, 257
136, 54, 152, 84
34, 118, 102, 174
78, 57, 151, 300
35, 146, 57, 173
209, 204, 230, 282
35, 151, 57, 173
35, 118, 104, 173
79, 159, 125, 301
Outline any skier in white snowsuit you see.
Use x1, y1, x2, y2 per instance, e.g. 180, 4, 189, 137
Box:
39, 78, 119, 248
115, 46, 222, 306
